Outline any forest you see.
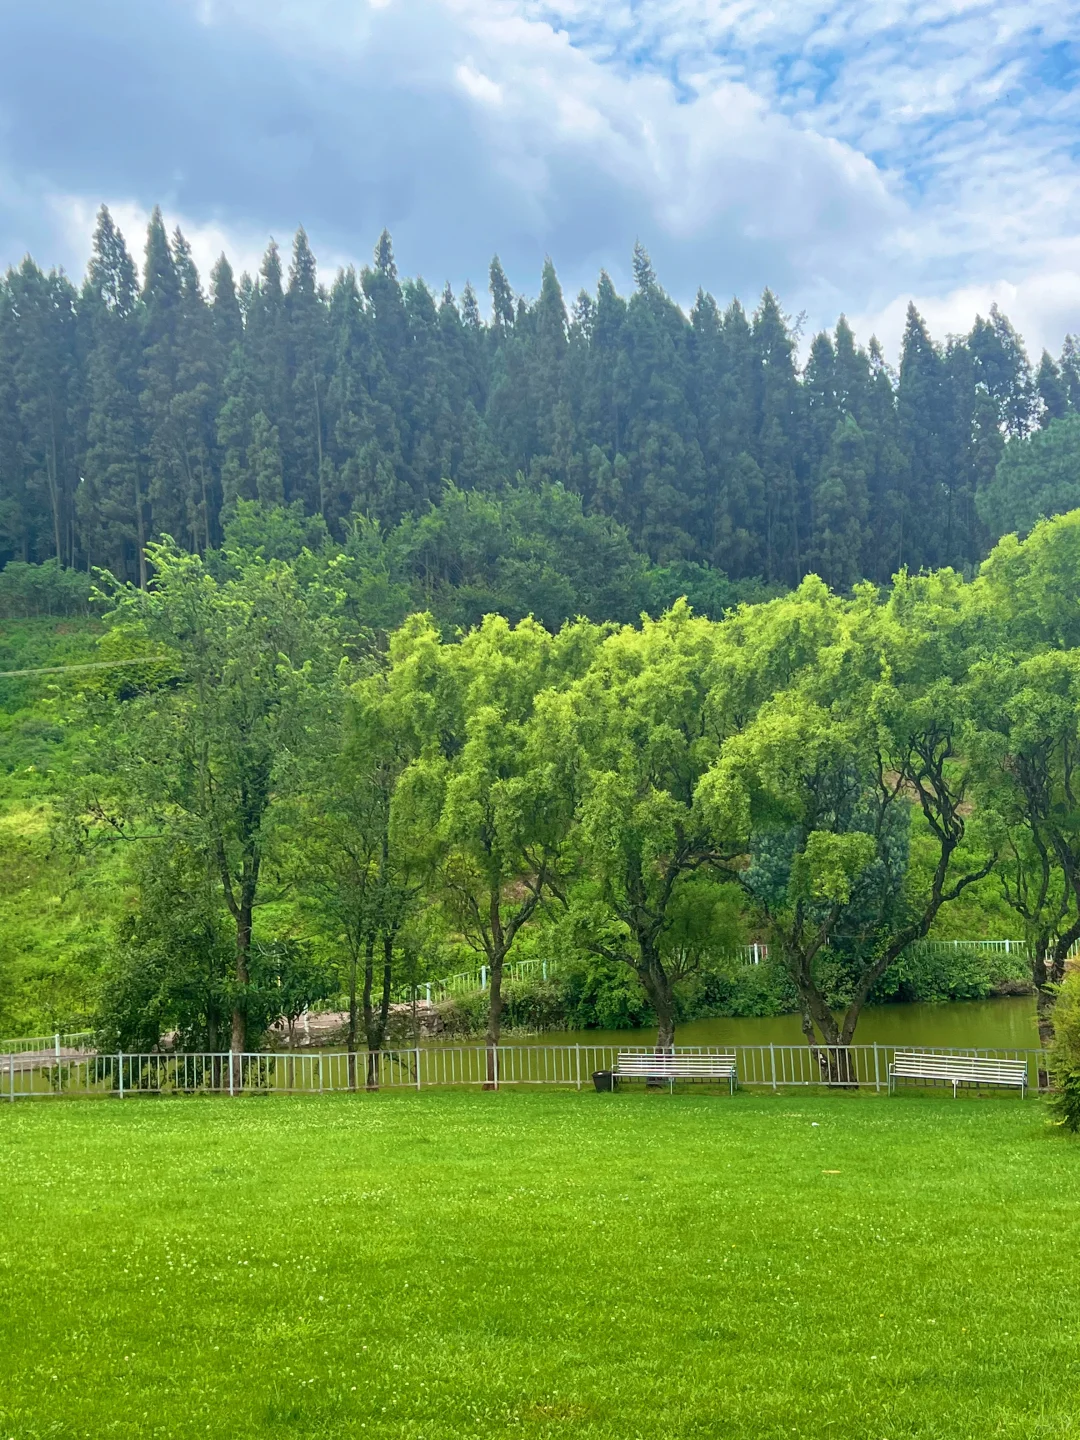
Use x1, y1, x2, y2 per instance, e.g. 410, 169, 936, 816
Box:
5, 206, 1080, 601
3, 504, 1080, 1072
6, 209, 1080, 1072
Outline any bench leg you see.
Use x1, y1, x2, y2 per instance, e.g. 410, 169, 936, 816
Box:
952, 1080, 958, 1099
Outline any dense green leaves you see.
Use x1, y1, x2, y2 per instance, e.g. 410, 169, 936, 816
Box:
4, 208, 1078, 598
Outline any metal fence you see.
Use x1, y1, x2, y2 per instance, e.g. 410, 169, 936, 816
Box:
1, 1041, 1052, 1101
0, 1031, 96, 1058
393, 937, 1039, 1006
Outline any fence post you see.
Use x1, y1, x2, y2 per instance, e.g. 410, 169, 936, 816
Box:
873, 1043, 881, 1092
228, 1051, 234, 1097
8, 1054, 13, 1103
415, 1047, 422, 1091
319, 1053, 324, 1093
480, 965, 487, 990
118, 1052, 124, 1099
575, 1044, 581, 1091
769, 1043, 777, 1092
54, 1032, 61, 1061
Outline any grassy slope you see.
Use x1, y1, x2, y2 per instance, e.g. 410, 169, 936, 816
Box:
0, 618, 127, 1035
1, 1089, 1078, 1439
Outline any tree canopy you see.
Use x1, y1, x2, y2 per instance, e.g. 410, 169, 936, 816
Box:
3, 210, 1075, 602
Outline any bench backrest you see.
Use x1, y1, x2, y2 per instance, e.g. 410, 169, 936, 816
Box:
614, 1052, 736, 1076
891, 1052, 1027, 1083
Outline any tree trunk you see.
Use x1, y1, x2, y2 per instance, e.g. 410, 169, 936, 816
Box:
135, 474, 148, 591
346, 942, 359, 1091
361, 932, 378, 1089
485, 952, 505, 1089
635, 941, 675, 1086
640, 965, 676, 1052
230, 902, 252, 1089
47, 421, 63, 565
799, 1001, 855, 1087
207, 1010, 221, 1090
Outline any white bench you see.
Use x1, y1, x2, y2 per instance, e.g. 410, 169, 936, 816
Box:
889, 1051, 1028, 1099
613, 1052, 738, 1094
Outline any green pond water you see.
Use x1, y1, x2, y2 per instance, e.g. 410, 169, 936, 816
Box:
486, 995, 1040, 1051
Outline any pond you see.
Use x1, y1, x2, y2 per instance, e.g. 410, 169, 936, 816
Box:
490, 995, 1040, 1052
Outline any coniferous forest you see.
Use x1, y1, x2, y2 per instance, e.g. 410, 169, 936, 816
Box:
5, 204, 1080, 598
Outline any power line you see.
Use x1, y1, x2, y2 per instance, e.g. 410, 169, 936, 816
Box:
0, 656, 175, 679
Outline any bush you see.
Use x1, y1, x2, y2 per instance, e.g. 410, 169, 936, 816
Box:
0, 561, 95, 618
502, 976, 567, 1033
1049, 969, 1080, 1132
434, 991, 488, 1039
872, 942, 1025, 1004
683, 957, 798, 1019
557, 954, 653, 1031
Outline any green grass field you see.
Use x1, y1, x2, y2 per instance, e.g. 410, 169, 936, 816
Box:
2, 1089, 1079, 1439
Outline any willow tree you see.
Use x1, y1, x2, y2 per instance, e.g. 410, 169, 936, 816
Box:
698, 572, 994, 1074
388, 612, 598, 1081
966, 513, 1080, 1043
967, 652, 1080, 1047
555, 603, 738, 1048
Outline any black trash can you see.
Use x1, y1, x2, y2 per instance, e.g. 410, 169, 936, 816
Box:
593, 1069, 614, 1092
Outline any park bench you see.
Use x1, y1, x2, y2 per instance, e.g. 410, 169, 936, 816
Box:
888, 1051, 1028, 1099
613, 1052, 738, 1094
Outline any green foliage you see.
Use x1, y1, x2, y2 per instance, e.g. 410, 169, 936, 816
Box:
978, 415, 1080, 539
0, 212, 1065, 598
1048, 970, 1080, 1131
10, 507, 1080, 1052
0, 561, 95, 618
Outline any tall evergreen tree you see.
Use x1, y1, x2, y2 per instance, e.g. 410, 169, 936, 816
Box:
79, 206, 146, 583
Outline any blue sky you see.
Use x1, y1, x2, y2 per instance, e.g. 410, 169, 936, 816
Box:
1, 0, 1078, 359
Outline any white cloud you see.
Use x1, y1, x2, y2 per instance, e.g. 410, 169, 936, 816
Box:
4, 0, 1080, 360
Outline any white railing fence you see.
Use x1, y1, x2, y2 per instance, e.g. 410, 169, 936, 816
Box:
1, 1041, 1052, 1101
0, 1031, 96, 1058
396, 937, 1037, 1006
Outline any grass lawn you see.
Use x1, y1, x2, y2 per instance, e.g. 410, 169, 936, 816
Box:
1, 1089, 1079, 1439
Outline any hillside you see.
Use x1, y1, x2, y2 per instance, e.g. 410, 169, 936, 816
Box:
0, 617, 125, 1036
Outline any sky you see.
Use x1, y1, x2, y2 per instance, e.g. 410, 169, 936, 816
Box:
1, 0, 1079, 360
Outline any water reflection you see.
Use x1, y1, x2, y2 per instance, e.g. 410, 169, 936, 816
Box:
468, 996, 1040, 1051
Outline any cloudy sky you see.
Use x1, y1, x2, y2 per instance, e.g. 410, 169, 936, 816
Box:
1, 0, 1078, 359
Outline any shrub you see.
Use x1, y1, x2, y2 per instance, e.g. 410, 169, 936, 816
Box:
434, 991, 488, 1039
502, 976, 567, 1033
1049, 969, 1080, 1132
0, 561, 95, 619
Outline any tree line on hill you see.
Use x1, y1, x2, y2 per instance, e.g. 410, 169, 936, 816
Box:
5, 205, 1080, 600
35, 506, 1080, 1082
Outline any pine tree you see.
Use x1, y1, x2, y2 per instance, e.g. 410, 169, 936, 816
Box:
862, 337, 906, 581
79, 205, 147, 583
752, 291, 804, 584
897, 303, 949, 572
140, 209, 187, 546
1037, 351, 1069, 425
210, 254, 243, 352
809, 415, 870, 590
286, 226, 330, 515
3, 261, 81, 565
488, 256, 515, 339
171, 228, 221, 550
